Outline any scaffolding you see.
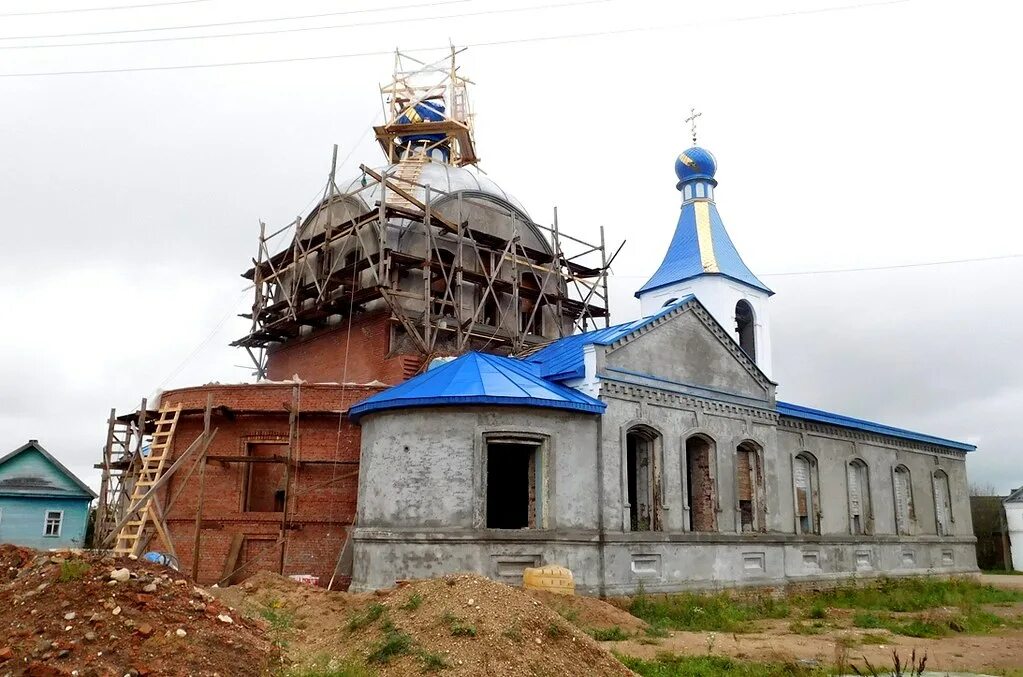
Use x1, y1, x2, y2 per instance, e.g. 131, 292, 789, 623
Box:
233, 49, 615, 378
94, 400, 151, 546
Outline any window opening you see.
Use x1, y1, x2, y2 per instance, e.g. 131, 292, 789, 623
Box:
44, 510, 63, 537
737, 442, 765, 532
243, 442, 288, 512
794, 453, 819, 534
685, 435, 716, 531
486, 440, 542, 529
848, 460, 870, 535
893, 465, 913, 534
626, 428, 660, 531
933, 470, 952, 536
735, 300, 756, 360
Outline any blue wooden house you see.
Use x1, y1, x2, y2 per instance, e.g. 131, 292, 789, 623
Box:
0, 440, 96, 549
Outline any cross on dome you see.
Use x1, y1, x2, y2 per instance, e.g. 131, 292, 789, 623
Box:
684, 107, 702, 146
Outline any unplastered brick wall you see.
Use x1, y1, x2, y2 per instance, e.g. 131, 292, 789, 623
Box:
157, 382, 383, 586
264, 311, 421, 384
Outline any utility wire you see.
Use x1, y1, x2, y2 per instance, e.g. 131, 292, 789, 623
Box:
0, 0, 910, 78
0, 0, 471, 41
0, 0, 610, 50
0, 0, 215, 17
758, 252, 1023, 277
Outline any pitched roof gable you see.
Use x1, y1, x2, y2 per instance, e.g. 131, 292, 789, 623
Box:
0, 441, 97, 499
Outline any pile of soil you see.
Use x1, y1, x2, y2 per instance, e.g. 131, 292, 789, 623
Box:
218, 572, 636, 676
527, 589, 648, 635
0, 547, 274, 676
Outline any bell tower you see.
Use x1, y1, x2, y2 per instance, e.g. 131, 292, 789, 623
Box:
635, 141, 775, 377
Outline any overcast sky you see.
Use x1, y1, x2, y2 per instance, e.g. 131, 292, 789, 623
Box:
1, 0, 1020, 494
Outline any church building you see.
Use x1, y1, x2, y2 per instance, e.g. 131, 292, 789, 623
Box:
347, 142, 977, 595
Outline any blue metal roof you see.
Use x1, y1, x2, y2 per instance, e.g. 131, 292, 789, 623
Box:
776, 401, 976, 452
348, 351, 606, 422
525, 296, 696, 381
636, 198, 772, 297
675, 146, 718, 185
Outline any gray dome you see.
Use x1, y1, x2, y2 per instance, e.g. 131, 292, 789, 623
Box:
338, 161, 529, 219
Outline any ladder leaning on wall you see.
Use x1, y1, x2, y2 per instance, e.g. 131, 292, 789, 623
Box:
112, 403, 182, 557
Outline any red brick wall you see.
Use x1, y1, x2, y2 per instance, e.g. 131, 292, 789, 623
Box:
264, 311, 420, 384
157, 383, 384, 587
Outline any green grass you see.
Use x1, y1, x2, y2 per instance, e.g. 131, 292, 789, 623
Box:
814, 576, 1023, 613
418, 650, 448, 672
401, 593, 423, 611
854, 606, 1011, 638
347, 603, 386, 632
590, 626, 630, 641
366, 622, 414, 664
615, 653, 827, 677
629, 591, 790, 633
441, 612, 477, 637
545, 622, 566, 639
858, 632, 889, 645
58, 559, 90, 582
806, 603, 827, 620
287, 659, 376, 677
788, 620, 827, 635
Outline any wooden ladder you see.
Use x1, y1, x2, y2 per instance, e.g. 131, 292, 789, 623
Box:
113, 403, 182, 556
386, 153, 429, 211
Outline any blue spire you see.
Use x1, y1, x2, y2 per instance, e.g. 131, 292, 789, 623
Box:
636, 147, 772, 297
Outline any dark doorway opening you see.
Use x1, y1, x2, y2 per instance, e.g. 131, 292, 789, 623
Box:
243, 443, 287, 512
486, 442, 539, 529
626, 429, 657, 531
735, 300, 756, 360
685, 436, 716, 531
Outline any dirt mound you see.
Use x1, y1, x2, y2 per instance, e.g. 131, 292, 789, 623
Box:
0, 545, 34, 582
527, 589, 648, 635
0, 550, 274, 676
221, 572, 636, 676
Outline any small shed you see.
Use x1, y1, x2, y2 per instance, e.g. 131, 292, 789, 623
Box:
0, 440, 96, 549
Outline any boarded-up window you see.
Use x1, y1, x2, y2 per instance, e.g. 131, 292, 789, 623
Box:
894, 465, 912, 534
626, 428, 661, 532
736, 443, 764, 533
933, 470, 952, 536
848, 460, 869, 535
794, 454, 815, 534
685, 436, 716, 532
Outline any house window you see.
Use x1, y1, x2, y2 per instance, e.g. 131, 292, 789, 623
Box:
847, 459, 871, 535
735, 300, 756, 360
626, 426, 662, 532
793, 452, 820, 534
44, 510, 63, 537
737, 441, 766, 532
485, 436, 545, 529
933, 470, 953, 536
243, 442, 288, 513
684, 434, 716, 532
893, 465, 914, 534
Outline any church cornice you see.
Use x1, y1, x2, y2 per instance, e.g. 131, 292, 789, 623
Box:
601, 380, 779, 424
777, 416, 969, 460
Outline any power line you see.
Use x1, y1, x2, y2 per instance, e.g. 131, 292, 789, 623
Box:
759, 252, 1023, 277
0, 0, 471, 41
0, 0, 913, 77
0, 0, 215, 18
0, 0, 609, 51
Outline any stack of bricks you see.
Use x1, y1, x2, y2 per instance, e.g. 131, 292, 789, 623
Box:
158, 382, 384, 587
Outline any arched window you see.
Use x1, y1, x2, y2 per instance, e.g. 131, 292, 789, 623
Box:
736, 441, 766, 532
518, 272, 543, 334
625, 426, 662, 532
933, 470, 953, 536
793, 452, 820, 534
684, 434, 716, 532
847, 459, 871, 535
735, 300, 756, 360
893, 465, 914, 534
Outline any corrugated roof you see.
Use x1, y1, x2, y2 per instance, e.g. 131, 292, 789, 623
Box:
348, 351, 606, 422
524, 296, 696, 381
637, 200, 772, 296
776, 401, 976, 452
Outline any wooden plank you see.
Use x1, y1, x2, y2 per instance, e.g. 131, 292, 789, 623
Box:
221, 533, 245, 584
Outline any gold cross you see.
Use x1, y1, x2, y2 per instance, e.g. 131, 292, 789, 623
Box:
684, 107, 702, 145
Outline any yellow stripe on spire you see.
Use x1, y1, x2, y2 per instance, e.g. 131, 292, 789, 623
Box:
694, 201, 719, 273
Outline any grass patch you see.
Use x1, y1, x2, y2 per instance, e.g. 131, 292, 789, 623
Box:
347, 603, 386, 632
401, 593, 423, 611
545, 622, 566, 639
859, 632, 889, 645
807, 603, 827, 620
815, 576, 1023, 613
590, 626, 630, 641
441, 612, 477, 637
501, 623, 522, 642
58, 559, 90, 582
789, 620, 827, 635
367, 621, 414, 664
854, 606, 1009, 638
286, 658, 376, 677
615, 652, 827, 676
418, 650, 448, 672
629, 591, 790, 633
259, 598, 295, 657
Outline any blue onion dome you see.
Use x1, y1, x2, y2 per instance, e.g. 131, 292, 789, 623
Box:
675, 146, 718, 187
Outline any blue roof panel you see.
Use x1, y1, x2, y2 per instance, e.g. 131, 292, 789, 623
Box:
348, 352, 606, 421
525, 296, 696, 381
776, 401, 976, 452
637, 201, 772, 297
